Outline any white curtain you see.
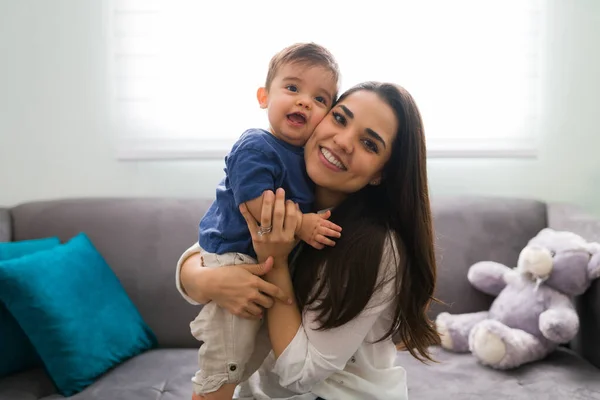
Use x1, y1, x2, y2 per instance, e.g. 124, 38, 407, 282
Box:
107, 0, 543, 159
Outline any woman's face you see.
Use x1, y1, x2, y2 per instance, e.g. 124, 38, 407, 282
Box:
304, 90, 398, 195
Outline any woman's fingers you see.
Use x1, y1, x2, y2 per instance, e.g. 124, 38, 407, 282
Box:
239, 310, 261, 320
252, 292, 275, 309
260, 190, 275, 231
243, 302, 264, 318
285, 200, 300, 236
273, 188, 286, 232
256, 279, 291, 304
239, 202, 259, 236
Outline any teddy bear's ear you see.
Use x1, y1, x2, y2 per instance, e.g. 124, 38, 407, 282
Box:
586, 242, 600, 280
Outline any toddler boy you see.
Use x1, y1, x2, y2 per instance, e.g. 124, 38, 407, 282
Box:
191, 42, 342, 399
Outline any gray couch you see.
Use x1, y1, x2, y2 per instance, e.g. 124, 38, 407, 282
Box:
1, 196, 600, 400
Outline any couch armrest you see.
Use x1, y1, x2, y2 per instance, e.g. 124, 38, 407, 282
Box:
0, 208, 11, 242
547, 203, 600, 242
548, 202, 600, 368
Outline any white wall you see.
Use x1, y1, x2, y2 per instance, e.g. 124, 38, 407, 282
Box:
1, 1, 599, 215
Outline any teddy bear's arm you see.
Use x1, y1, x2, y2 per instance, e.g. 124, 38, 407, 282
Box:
467, 261, 513, 296
539, 293, 579, 344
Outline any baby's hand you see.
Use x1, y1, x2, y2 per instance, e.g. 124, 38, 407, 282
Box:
297, 210, 342, 250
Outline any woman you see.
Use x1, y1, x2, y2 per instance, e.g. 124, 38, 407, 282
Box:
177, 82, 440, 399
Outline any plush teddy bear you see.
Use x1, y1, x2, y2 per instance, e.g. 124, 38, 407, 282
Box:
436, 228, 600, 370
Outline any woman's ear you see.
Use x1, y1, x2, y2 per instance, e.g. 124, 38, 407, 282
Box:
257, 87, 268, 109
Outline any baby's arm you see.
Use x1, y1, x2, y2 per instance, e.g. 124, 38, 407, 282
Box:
296, 210, 342, 250
242, 195, 269, 228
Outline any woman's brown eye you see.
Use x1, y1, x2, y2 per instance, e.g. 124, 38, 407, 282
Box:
362, 139, 379, 154
332, 111, 346, 125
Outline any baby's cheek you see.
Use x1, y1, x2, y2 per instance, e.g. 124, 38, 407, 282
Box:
313, 110, 328, 125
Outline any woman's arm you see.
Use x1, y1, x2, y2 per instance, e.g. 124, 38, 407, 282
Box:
175, 242, 291, 319
239, 189, 304, 352
264, 259, 302, 358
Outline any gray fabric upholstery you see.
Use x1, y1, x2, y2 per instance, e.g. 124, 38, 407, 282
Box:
429, 196, 547, 317
0, 209, 11, 242
0, 369, 55, 400
1, 196, 598, 399
547, 202, 600, 369
399, 346, 600, 399
43, 349, 197, 400
0, 349, 196, 400
9, 198, 213, 348
3, 347, 599, 400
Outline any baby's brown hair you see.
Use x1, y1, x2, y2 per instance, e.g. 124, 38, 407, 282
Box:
265, 42, 340, 98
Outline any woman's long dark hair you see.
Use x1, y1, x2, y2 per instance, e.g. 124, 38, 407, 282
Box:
293, 82, 441, 362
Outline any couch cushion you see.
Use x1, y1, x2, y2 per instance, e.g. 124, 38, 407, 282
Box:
429, 196, 548, 317
0, 237, 60, 261
9, 198, 212, 349
399, 346, 600, 399
0, 369, 56, 400
0, 349, 198, 400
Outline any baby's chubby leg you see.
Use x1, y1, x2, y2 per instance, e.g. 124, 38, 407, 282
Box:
190, 250, 263, 399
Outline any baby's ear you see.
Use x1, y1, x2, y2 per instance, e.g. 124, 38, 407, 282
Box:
586, 242, 600, 280
257, 87, 268, 109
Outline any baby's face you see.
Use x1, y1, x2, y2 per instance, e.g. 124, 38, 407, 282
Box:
260, 62, 338, 147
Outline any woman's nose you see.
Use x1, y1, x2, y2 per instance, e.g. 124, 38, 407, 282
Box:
333, 131, 353, 154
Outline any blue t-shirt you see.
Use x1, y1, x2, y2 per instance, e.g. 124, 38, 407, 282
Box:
199, 128, 314, 258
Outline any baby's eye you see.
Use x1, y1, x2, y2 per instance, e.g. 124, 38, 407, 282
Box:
286, 85, 298, 92
315, 96, 326, 105
549, 250, 556, 257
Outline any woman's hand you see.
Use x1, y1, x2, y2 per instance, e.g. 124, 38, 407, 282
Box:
180, 253, 291, 319
240, 188, 302, 264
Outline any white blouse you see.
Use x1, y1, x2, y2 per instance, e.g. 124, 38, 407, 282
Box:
175, 241, 408, 400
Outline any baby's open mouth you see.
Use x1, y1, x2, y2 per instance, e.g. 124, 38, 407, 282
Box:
287, 112, 306, 125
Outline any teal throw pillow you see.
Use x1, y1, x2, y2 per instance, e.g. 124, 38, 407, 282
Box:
0, 237, 61, 377
0, 233, 157, 396
0, 236, 61, 261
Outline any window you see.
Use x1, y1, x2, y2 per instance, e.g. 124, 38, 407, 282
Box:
107, 0, 543, 160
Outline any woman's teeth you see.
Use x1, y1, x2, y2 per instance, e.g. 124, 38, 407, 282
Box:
320, 147, 346, 170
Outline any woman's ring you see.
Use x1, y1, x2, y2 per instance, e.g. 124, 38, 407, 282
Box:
258, 225, 272, 236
